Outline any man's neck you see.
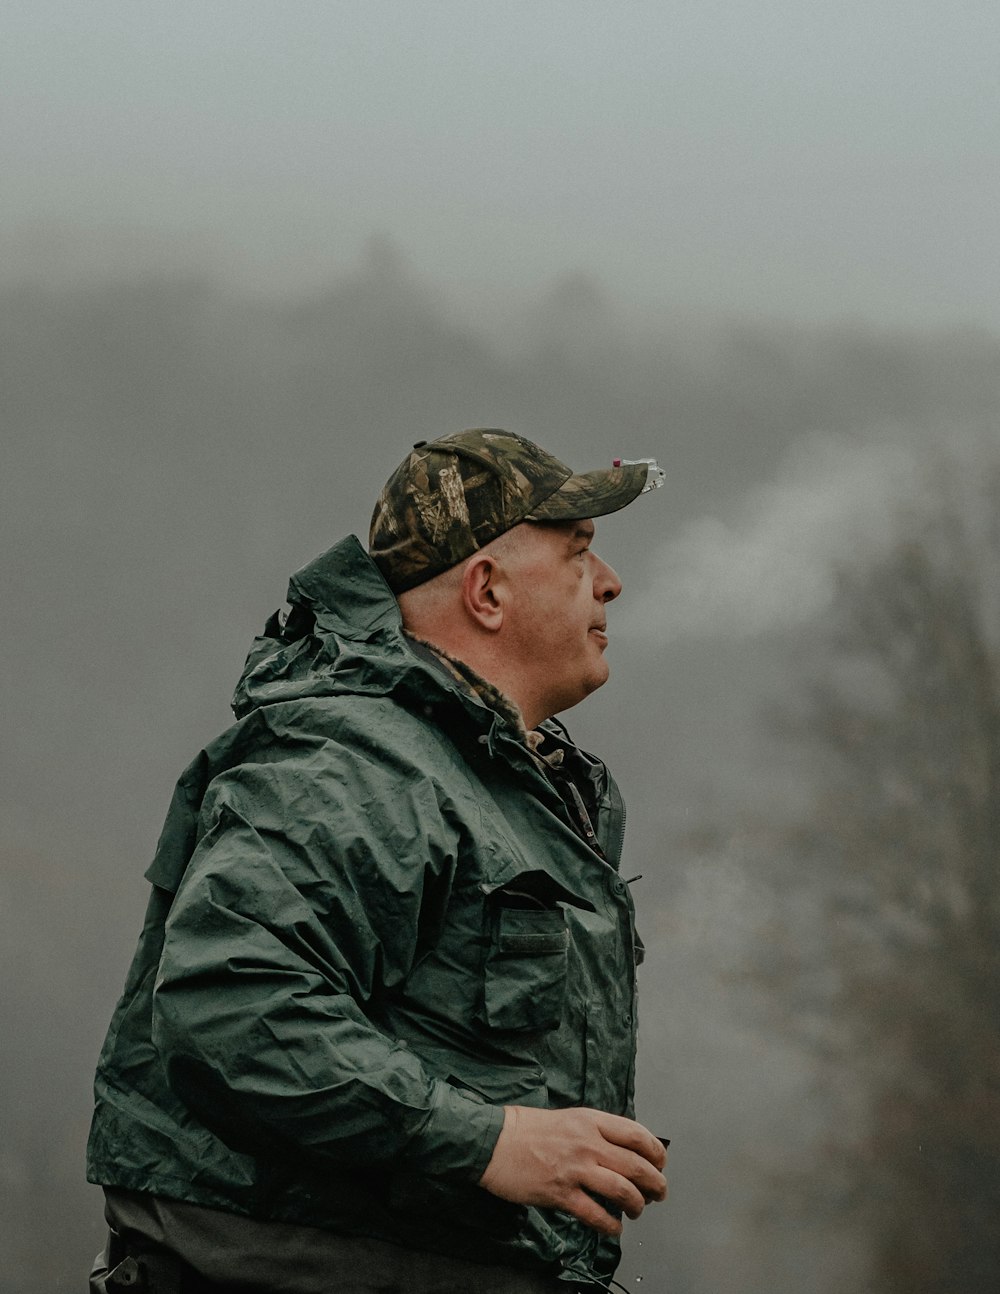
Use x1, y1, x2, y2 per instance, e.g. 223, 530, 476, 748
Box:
403, 632, 529, 739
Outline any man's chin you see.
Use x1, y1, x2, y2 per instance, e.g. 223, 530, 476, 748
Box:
544, 679, 604, 721
580, 662, 612, 700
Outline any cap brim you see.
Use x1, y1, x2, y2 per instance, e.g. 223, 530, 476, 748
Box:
524, 462, 650, 522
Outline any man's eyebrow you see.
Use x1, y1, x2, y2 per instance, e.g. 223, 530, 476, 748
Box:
571, 521, 595, 542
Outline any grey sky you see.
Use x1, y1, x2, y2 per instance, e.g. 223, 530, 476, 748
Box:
4, 0, 999, 329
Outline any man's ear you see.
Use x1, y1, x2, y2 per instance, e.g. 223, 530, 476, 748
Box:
461, 554, 505, 632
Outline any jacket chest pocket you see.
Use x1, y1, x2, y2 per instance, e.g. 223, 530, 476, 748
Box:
481, 905, 570, 1033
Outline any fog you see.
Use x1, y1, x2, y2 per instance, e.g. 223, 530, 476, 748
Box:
4, 256, 998, 1291
4, 2, 1000, 329
3, 5, 1000, 1292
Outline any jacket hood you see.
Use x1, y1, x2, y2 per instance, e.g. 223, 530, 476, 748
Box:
230, 536, 504, 742
288, 533, 401, 639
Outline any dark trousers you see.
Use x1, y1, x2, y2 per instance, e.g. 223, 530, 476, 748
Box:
89, 1231, 611, 1294
90, 1225, 224, 1293
90, 1189, 593, 1294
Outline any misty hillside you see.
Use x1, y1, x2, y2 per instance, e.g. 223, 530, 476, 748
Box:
3, 252, 999, 1292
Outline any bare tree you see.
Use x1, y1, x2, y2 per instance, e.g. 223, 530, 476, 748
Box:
752, 464, 1000, 1293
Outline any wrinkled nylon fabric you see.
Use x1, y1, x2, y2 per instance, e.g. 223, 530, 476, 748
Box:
87, 535, 639, 1283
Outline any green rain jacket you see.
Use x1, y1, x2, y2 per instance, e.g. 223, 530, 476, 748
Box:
87, 536, 642, 1284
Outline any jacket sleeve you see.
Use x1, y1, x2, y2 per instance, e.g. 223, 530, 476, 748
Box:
150, 712, 503, 1183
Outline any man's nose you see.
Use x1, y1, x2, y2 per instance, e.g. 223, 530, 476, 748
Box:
593, 555, 623, 603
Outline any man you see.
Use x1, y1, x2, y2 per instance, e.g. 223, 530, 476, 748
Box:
88, 429, 668, 1294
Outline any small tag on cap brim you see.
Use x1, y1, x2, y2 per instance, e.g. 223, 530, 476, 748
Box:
613, 457, 665, 493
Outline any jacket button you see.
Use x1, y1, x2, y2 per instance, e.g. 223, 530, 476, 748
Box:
611, 877, 626, 895
622, 1011, 633, 1026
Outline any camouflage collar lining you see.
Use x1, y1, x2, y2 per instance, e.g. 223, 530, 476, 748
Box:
525, 728, 565, 770
403, 632, 527, 737
403, 633, 566, 770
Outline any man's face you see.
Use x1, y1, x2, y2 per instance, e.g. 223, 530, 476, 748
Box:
499, 518, 622, 722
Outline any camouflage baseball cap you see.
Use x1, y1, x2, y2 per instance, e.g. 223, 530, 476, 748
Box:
369, 428, 664, 593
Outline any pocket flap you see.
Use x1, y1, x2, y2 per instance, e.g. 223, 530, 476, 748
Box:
496, 910, 570, 956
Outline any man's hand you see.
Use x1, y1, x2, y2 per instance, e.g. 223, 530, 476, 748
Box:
478, 1105, 668, 1236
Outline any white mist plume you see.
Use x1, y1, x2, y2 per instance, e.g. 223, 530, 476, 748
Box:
619, 432, 932, 644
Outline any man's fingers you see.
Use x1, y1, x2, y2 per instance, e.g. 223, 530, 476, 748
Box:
595, 1142, 667, 1203
586, 1166, 648, 1221
595, 1112, 668, 1169
561, 1188, 624, 1237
